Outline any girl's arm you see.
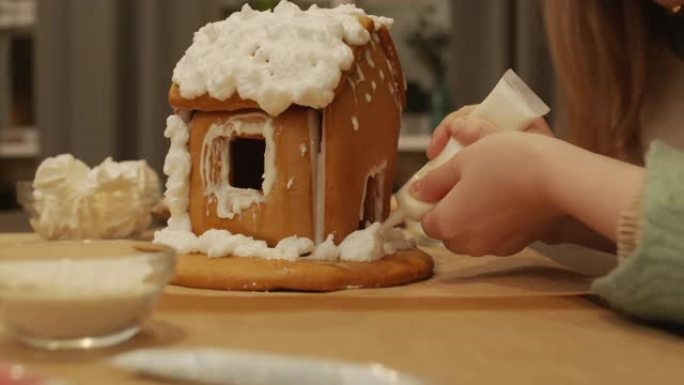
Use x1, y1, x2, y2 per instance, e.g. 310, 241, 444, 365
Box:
539, 216, 616, 253
592, 141, 684, 325
541, 139, 645, 242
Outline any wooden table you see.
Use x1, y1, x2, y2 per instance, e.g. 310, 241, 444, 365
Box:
1, 233, 683, 385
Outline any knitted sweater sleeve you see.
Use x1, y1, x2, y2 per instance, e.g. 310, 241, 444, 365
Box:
592, 141, 684, 325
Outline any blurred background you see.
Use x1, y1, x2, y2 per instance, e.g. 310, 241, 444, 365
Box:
0, 0, 553, 230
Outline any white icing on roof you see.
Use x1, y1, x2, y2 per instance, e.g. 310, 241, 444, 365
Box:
172, 1, 393, 116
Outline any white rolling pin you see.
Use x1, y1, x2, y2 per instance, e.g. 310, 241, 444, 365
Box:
113, 348, 425, 385
386, 69, 551, 228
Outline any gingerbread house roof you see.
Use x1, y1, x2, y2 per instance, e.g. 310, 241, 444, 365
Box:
169, 1, 405, 116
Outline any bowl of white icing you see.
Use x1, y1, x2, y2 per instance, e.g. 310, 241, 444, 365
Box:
0, 240, 175, 350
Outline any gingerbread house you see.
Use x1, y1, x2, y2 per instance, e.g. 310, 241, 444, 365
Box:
169, 2, 404, 246
155, 2, 433, 291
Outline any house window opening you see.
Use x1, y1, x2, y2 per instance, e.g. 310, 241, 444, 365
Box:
230, 136, 266, 190
359, 175, 382, 229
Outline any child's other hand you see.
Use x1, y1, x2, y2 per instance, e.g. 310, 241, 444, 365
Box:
426, 105, 554, 159
412, 132, 564, 256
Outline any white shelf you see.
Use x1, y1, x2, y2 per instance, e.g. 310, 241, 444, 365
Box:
0, 0, 35, 30
0, 140, 37, 158
398, 134, 431, 152
0, 127, 38, 158
0, 18, 32, 30
399, 112, 432, 152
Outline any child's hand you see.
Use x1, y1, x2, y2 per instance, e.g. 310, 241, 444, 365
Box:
427, 105, 475, 159
412, 132, 564, 256
412, 126, 644, 255
426, 105, 554, 159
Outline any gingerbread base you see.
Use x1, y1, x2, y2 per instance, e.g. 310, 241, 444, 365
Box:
171, 248, 434, 292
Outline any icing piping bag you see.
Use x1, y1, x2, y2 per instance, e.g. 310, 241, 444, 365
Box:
384, 69, 551, 230
112, 348, 426, 385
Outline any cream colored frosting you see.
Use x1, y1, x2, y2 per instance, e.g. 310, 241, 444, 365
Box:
32, 154, 160, 239
0, 252, 158, 340
154, 228, 314, 262
172, 1, 392, 116
338, 223, 384, 262
308, 235, 341, 261
164, 113, 193, 231
154, 224, 412, 262
0, 257, 154, 297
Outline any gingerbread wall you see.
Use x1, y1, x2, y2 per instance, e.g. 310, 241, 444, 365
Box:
188, 108, 315, 246
323, 29, 405, 243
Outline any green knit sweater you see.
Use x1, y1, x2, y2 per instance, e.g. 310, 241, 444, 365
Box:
592, 141, 684, 325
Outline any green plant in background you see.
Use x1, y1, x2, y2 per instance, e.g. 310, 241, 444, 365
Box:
406, 4, 452, 128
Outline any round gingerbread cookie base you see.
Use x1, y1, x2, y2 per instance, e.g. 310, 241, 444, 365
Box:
171, 248, 434, 292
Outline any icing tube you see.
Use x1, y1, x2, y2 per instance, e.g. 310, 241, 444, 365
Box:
392, 69, 550, 223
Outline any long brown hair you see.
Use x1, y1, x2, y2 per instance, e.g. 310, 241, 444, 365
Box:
544, 0, 663, 163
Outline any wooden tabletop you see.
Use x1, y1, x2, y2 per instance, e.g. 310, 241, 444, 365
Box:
1, 233, 683, 385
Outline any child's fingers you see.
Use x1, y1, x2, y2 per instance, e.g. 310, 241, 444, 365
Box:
427, 105, 476, 159
526, 118, 554, 136
426, 123, 451, 160
452, 117, 554, 146
444, 238, 489, 257
449, 117, 499, 145
409, 153, 463, 203
421, 185, 465, 242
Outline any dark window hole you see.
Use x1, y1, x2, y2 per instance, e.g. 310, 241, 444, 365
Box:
230, 136, 266, 190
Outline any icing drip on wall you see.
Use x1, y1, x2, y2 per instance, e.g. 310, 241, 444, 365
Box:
369, 37, 379, 52
355, 65, 366, 84
383, 55, 402, 110
199, 113, 276, 219
346, 77, 358, 107
308, 110, 325, 244
364, 49, 376, 68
